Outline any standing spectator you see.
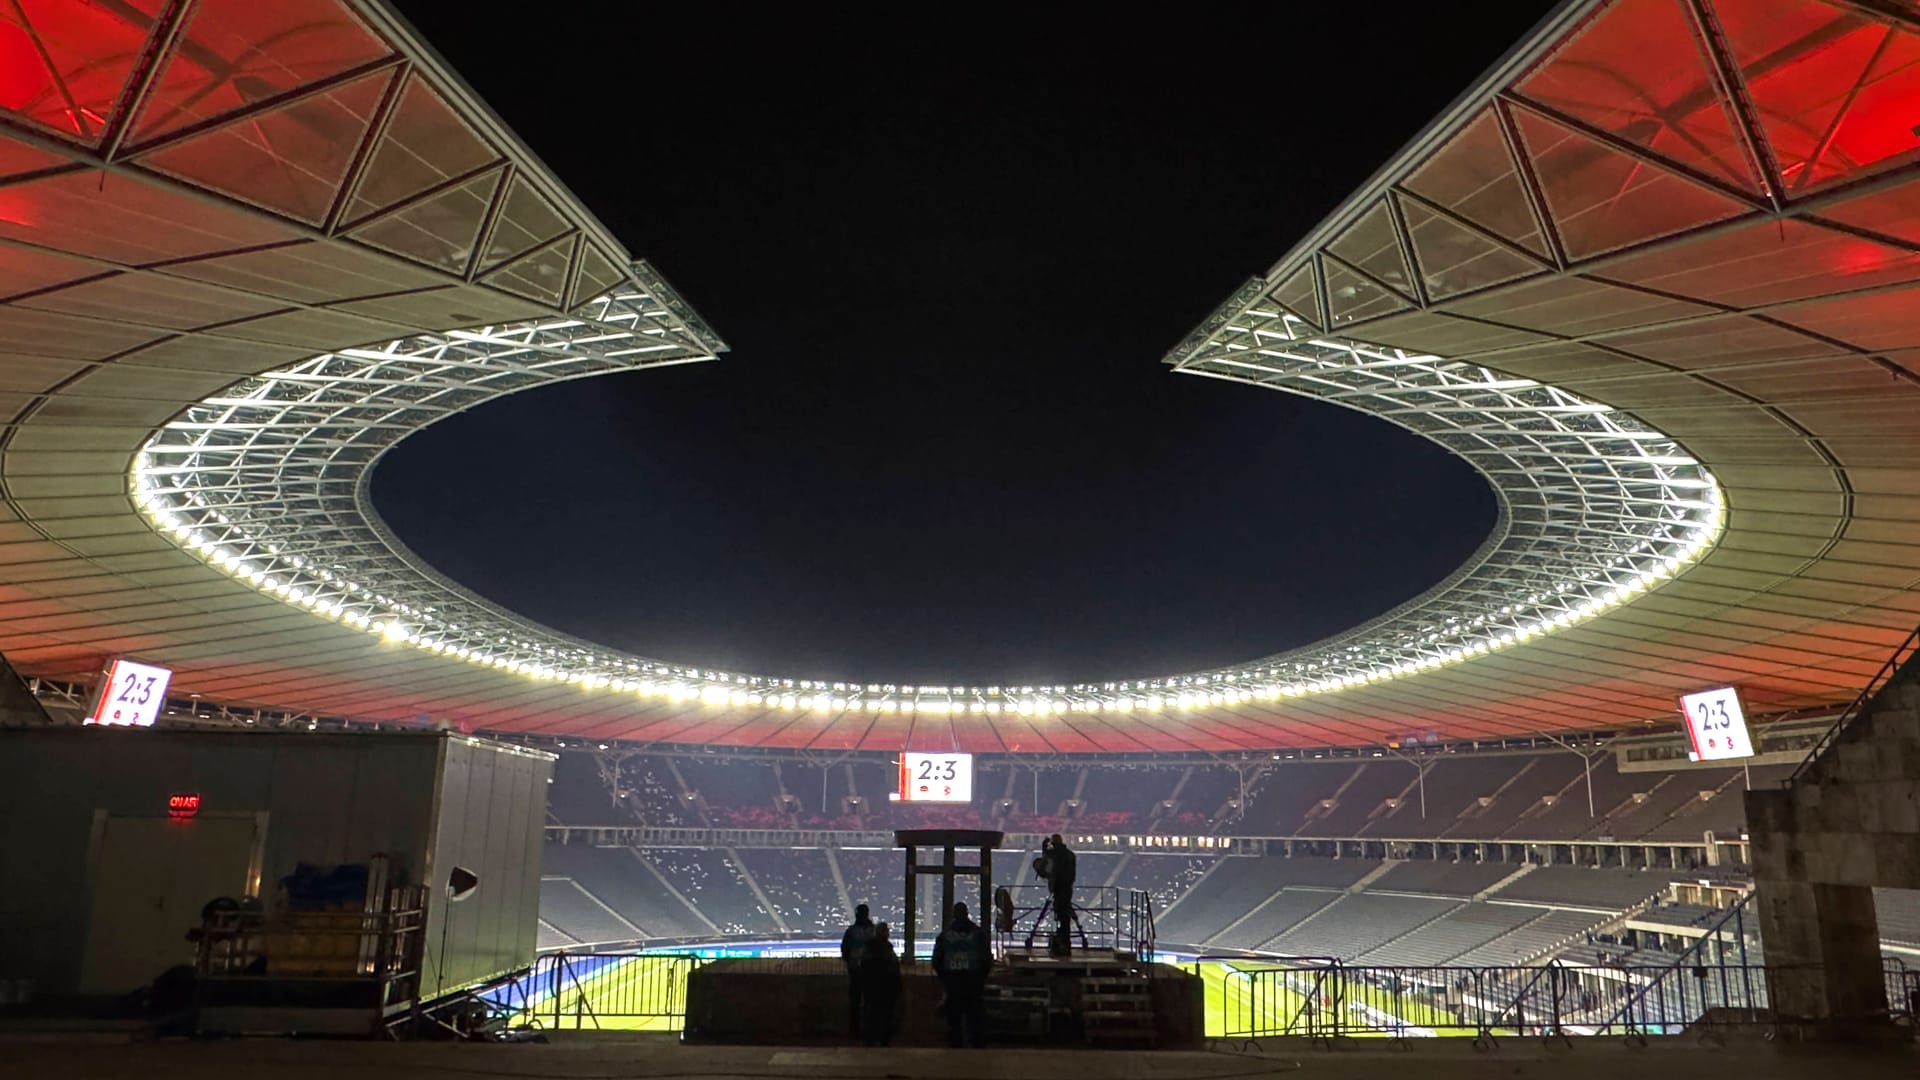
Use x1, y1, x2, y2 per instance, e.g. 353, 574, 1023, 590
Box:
932, 901, 992, 1047
840, 903, 875, 1041
859, 922, 901, 1046
1046, 834, 1077, 954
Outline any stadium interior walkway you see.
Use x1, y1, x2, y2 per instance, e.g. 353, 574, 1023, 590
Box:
13, 1034, 1920, 1080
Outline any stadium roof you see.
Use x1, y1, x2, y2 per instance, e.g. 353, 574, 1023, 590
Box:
2, 0, 1918, 753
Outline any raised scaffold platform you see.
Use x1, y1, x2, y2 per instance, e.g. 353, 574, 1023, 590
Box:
683, 951, 1202, 1048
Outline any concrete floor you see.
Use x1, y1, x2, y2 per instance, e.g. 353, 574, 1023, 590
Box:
3, 1033, 1917, 1080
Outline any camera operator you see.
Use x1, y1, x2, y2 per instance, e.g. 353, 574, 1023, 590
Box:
1039, 834, 1076, 954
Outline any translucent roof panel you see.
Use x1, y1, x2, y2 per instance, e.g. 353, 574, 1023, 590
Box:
140, 67, 392, 224
131, 0, 391, 143
1513, 105, 1753, 259
343, 71, 498, 222
1719, 0, 1920, 193
0, 0, 159, 144
1518, 0, 1757, 191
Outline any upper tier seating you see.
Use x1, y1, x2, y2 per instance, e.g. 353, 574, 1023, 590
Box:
1368, 860, 1515, 897
1495, 865, 1665, 909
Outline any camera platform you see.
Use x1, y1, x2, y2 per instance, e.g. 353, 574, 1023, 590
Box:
682, 953, 1203, 1049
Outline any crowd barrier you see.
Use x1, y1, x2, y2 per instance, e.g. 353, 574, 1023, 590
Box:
486, 947, 1919, 1036
1204, 956, 1920, 1040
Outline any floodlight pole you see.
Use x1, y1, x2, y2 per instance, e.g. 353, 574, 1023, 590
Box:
1541, 733, 1606, 818
1385, 748, 1428, 817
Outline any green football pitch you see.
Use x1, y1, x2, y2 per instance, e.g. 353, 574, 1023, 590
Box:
516, 957, 1464, 1037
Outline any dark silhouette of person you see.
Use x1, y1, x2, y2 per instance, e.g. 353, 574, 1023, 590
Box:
1046, 834, 1077, 952
840, 903, 875, 1040
859, 922, 901, 1046
931, 901, 992, 1047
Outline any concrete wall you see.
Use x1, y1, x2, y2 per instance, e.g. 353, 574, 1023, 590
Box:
1747, 671, 1920, 892
0, 727, 550, 1001
1746, 656, 1920, 1027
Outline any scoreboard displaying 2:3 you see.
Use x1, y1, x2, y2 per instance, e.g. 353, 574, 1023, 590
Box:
85, 657, 174, 728
898, 753, 974, 803
1679, 686, 1753, 761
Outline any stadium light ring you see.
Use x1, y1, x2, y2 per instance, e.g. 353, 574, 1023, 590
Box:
130, 275, 1723, 719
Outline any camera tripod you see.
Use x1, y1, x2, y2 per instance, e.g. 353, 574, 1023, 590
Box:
1022, 894, 1088, 953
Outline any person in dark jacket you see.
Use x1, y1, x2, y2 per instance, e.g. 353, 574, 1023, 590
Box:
840, 904, 875, 1040
1046, 834, 1077, 953
859, 922, 902, 1046
931, 901, 992, 1047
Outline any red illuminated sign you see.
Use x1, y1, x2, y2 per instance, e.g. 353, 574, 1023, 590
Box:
167, 793, 202, 820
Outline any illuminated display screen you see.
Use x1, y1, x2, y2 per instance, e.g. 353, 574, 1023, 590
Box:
896, 753, 974, 803
167, 793, 202, 819
85, 658, 174, 728
1680, 686, 1753, 761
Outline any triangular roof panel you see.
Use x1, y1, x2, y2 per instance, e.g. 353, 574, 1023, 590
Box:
1322, 256, 1413, 326
480, 174, 569, 270
482, 236, 574, 306
1270, 262, 1321, 329
343, 72, 498, 223
1399, 196, 1547, 300
571, 245, 628, 306
1519, 0, 1757, 192
132, 0, 390, 144
138, 68, 392, 225
351, 170, 502, 272
1514, 105, 1752, 260
1326, 200, 1413, 298
1718, 0, 1920, 193
0, 0, 158, 144
1401, 108, 1550, 258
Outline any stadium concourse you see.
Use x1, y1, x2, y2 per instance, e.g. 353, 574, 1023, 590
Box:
3, 0, 1920, 1052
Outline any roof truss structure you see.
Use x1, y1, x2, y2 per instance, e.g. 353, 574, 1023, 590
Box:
2, 0, 1918, 753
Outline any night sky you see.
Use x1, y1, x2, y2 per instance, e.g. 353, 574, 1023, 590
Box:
374, 2, 1556, 686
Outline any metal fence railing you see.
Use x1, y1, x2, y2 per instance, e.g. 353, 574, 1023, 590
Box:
485, 951, 708, 1031
479, 947, 1918, 1038
997, 885, 1155, 959
1205, 956, 1920, 1040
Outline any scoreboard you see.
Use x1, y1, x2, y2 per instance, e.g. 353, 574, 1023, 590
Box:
85, 657, 173, 728
896, 752, 973, 803
1679, 686, 1753, 761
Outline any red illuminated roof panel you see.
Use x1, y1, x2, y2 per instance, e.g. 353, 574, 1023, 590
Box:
1720, 0, 1920, 193
1521, 0, 1759, 191
131, 0, 391, 144
0, 0, 158, 145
